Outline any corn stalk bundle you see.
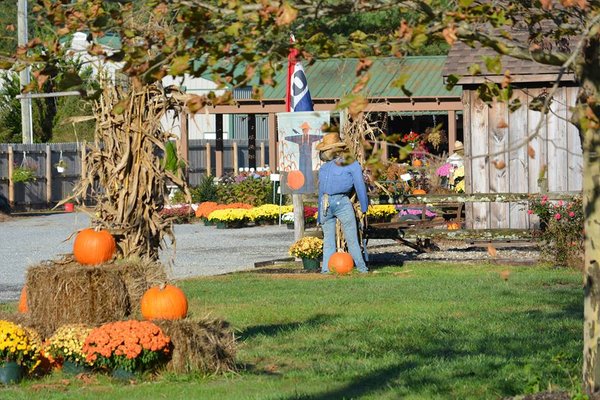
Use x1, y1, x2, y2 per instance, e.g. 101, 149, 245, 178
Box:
69, 83, 190, 260
336, 114, 380, 251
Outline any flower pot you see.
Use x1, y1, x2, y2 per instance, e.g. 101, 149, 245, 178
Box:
0, 361, 23, 384
301, 258, 320, 271
216, 221, 245, 229
203, 218, 214, 226
286, 223, 294, 230
111, 367, 137, 381
61, 360, 89, 375
64, 203, 74, 213
56, 166, 65, 173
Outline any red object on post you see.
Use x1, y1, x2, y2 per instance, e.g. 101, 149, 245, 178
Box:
64, 203, 74, 212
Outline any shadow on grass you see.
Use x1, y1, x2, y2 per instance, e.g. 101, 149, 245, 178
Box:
237, 313, 336, 341
282, 361, 419, 400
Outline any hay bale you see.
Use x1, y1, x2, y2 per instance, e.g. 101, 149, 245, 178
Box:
26, 261, 129, 337
155, 318, 237, 374
114, 258, 167, 313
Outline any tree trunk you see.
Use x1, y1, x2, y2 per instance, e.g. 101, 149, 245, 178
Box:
581, 37, 600, 395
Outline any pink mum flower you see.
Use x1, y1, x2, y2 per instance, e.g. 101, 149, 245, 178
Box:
554, 213, 561, 220
527, 210, 534, 215
569, 211, 575, 218
541, 195, 548, 205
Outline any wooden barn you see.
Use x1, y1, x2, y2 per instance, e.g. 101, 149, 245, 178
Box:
442, 43, 582, 229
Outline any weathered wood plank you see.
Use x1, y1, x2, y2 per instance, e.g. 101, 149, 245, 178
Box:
509, 90, 530, 228
567, 86, 583, 191
470, 93, 490, 229
463, 91, 474, 229
548, 87, 569, 192
369, 191, 580, 204
527, 88, 547, 194
489, 100, 509, 228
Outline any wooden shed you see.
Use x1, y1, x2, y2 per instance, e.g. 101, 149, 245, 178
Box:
442, 43, 582, 229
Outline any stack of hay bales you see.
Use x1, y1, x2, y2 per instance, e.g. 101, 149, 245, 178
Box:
24, 257, 166, 337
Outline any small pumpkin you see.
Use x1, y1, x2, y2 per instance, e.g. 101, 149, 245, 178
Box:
447, 222, 461, 230
328, 252, 354, 275
141, 284, 188, 320
287, 170, 305, 190
412, 159, 423, 167
412, 188, 427, 195
18, 286, 28, 313
73, 228, 116, 265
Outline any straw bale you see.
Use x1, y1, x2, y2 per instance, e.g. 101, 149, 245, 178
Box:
26, 260, 129, 337
155, 318, 237, 374
114, 258, 167, 313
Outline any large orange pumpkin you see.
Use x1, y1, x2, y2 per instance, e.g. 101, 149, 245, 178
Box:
141, 284, 188, 320
328, 252, 354, 275
287, 170, 305, 190
18, 286, 28, 313
412, 189, 427, 195
73, 228, 116, 265
412, 159, 423, 167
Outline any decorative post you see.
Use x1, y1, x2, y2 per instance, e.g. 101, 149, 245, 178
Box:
8, 145, 14, 204
45, 145, 52, 204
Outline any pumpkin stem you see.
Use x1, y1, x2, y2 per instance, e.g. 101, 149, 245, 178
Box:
159, 283, 166, 290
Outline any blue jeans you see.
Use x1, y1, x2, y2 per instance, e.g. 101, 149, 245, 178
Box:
320, 194, 368, 273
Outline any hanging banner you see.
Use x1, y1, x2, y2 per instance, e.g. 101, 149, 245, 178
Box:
277, 111, 330, 194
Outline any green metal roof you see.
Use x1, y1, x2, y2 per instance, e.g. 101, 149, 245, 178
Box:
262, 56, 460, 100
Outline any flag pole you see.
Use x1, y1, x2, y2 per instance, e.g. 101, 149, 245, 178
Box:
287, 34, 305, 241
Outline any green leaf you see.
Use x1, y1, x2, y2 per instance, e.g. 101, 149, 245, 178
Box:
468, 63, 481, 75
225, 22, 243, 36
445, 74, 461, 91
391, 74, 410, 88
508, 98, 522, 113
169, 55, 190, 76
483, 55, 502, 74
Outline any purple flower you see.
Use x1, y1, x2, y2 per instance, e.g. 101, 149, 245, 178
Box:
436, 163, 453, 177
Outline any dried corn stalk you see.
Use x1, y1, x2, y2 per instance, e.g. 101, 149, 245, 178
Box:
67, 83, 190, 260
336, 114, 380, 251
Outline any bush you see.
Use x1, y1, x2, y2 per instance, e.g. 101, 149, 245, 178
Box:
216, 175, 274, 206
529, 195, 584, 268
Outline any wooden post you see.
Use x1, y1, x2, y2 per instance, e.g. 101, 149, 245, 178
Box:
215, 114, 224, 177
248, 114, 256, 169
260, 142, 266, 169
268, 113, 277, 172
233, 141, 239, 175
292, 193, 305, 241
45, 145, 52, 204
179, 110, 189, 164
205, 142, 212, 175
448, 110, 456, 153
81, 142, 87, 200
7, 145, 13, 204
381, 140, 388, 162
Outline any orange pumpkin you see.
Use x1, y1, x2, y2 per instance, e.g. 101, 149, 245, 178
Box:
412, 159, 423, 167
141, 284, 188, 320
18, 286, 28, 313
412, 189, 427, 195
328, 252, 354, 275
287, 170, 305, 190
73, 228, 116, 265
447, 222, 461, 230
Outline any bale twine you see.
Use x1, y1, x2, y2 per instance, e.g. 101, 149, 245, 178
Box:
26, 261, 130, 338
155, 318, 237, 374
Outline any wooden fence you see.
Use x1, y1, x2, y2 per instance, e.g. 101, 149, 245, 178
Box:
0, 140, 270, 209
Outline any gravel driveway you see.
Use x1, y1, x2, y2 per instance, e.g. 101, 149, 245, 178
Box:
0, 212, 296, 302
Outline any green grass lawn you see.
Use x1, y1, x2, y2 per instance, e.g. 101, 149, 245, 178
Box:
1, 262, 583, 400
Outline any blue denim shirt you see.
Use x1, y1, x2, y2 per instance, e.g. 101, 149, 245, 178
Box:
318, 159, 369, 220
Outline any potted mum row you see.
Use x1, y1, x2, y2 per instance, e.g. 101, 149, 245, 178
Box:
0, 319, 171, 384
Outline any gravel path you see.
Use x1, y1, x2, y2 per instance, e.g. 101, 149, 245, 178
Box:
0, 212, 295, 302
0, 212, 540, 302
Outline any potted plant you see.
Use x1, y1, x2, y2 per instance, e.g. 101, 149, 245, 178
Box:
82, 320, 171, 378
207, 208, 250, 229
12, 162, 37, 184
55, 159, 68, 174
0, 320, 40, 384
289, 236, 323, 271
45, 324, 93, 374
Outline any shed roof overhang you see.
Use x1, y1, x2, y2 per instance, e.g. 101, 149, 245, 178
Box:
195, 95, 462, 114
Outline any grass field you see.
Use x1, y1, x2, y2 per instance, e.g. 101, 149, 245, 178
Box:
0, 262, 584, 400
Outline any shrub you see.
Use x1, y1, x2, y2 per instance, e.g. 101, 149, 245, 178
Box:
216, 175, 273, 206
528, 195, 584, 268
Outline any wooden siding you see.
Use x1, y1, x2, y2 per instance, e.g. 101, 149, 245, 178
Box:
463, 86, 582, 228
